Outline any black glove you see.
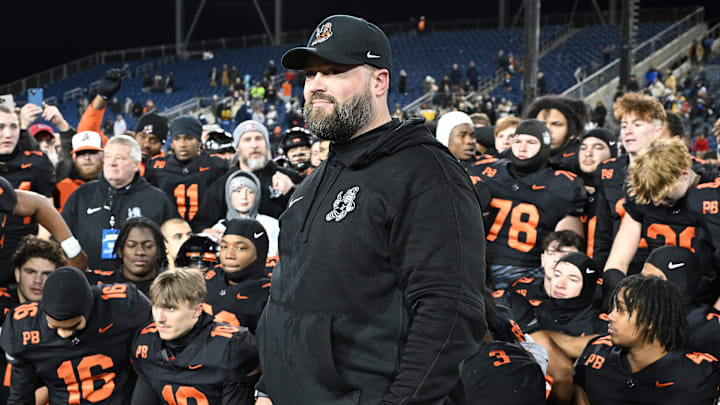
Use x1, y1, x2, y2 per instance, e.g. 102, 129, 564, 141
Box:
98, 69, 123, 100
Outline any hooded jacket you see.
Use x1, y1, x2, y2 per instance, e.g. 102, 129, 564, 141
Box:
61, 172, 177, 270
256, 118, 487, 405
217, 170, 279, 257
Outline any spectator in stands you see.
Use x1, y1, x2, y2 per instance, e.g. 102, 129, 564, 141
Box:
398, 69, 407, 95
417, 15, 426, 34
507, 54, 518, 76
466, 61, 478, 91
281, 78, 292, 102
132, 100, 143, 118
265, 105, 278, 128
113, 115, 127, 136
664, 68, 677, 94
423, 75, 435, 94
649, 77, 665, 98
143, 72, 152, 93
221, 64, 230, 87
61, 135, 176, 270
165, 73, 174, 94
537, 72, 547, 95
592, 100, 607, 128
602, 43, 614, 65
54, 131, 104, 212
210, 66, 218, 87
229, 66, 239, 85
496, 50, 508, 71
102, 117, 114, 136
152, 74, 163, 92
450, 63, 462, 88
692, 132, 709, 158
124, 97, 133, 115
695, 40, 705, 64
109, 97, 122, 114
29, 123, 59, 167
194, 120, 302, 232
645, 65, 661, 87
143, 99, 156, 115
76, 96, 88, 118
627, 74, 640, 92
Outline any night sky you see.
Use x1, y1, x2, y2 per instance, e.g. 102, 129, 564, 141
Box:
3, 0, 718, 85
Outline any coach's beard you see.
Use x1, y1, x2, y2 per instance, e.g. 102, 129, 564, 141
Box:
305, 88, 372, 144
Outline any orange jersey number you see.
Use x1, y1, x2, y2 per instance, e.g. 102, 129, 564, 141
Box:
162, 385, 209, 405
56, 354, 116, 404
487, 198, 539, 252
174, 183, 199, 221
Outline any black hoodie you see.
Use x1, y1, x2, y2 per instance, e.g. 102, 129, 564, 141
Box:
61, 172, 177, 270
256, 118, 488, 405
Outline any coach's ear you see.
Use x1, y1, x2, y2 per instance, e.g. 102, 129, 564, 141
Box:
14, 267, 20, 284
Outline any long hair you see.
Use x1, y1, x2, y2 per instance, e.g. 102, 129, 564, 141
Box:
611, 275, 688, 351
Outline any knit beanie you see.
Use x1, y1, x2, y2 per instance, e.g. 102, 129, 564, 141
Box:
42, 267, 94, 321
233, 120, 270, 148
435, 111, 474, 146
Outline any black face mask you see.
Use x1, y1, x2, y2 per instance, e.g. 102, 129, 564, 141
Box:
509, 146, 549, 177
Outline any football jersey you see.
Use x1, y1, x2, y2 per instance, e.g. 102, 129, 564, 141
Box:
687, 305, 720, 358
575, 335, 720, 405
0, 286, 19, 403
145, 152, 227, 224
469, 160, 586, 267
132, 313, 258, 405
625, 188, 718, 300
85, 269, 154, 298
0, 151, 55, 284
550, 137, 581, 175
203, 266, 270, 334
0, 177, 17, 251
0, 283, 151, 404
446, 340, 546, 405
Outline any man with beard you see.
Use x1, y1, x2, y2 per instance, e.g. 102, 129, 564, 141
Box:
193, 120, 301, 235
253, 15, 487, 405
54, 131, 104, 212
134, 112, 168, 176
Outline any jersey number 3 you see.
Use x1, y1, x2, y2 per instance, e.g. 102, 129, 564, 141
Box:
487, 198, 540, 252
56, 354, 115, 404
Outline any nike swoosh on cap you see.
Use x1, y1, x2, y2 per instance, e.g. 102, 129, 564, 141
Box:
366, 51, 381, 59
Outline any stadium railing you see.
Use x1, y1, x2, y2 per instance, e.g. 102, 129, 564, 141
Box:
562, 7, 705, 100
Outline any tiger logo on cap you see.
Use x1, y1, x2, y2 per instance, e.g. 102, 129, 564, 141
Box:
311, 22, 333, 46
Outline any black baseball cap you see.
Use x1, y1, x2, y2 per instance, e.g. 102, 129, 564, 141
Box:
281, 15, 392, 71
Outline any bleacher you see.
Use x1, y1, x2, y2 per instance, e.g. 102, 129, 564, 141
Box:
21, 26, 570, 134
490, 21, 676, 105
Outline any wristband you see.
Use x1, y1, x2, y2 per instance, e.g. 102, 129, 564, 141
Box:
254, 390, 269, 400
60, 236, 82, 259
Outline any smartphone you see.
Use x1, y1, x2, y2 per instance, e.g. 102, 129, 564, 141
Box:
0, 94, 13, 109
28, 88, 43, 107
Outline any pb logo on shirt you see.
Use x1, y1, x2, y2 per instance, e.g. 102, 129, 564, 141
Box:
326, 186, 359, 222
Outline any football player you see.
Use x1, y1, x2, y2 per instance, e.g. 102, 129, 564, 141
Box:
1, 267, 151, 404
145, 116, 227, 224
131, 268, 259, 405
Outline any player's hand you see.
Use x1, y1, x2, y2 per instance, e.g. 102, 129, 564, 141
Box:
255, 398, 273, 405
202, 228, 223, 242
19, 103, 43, 129
98, 68, 123, 100
271, 172, 294, 195
42, 104, 70, 132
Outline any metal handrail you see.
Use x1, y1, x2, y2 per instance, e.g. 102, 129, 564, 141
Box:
562, 7, 704, 99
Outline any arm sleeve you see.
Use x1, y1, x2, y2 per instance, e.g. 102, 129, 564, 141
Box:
77, 104, 109, 145
5, 359, 39, 405
192, 180, 225, 232
130, 375, 162, 405
55, 127, 77, 182
383, 181, 487, 404
591, 191, 612, 269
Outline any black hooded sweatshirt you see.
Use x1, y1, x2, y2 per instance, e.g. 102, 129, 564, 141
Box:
255, 118, 488, 405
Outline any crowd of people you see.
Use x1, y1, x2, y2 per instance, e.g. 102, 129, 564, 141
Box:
0, 12, 719, 405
